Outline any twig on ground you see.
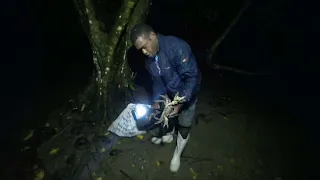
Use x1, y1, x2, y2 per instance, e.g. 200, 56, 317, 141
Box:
120, 169, 135, 180
181, 155, 214, 162
38, 123, 74, 150
211, 107, 228, 119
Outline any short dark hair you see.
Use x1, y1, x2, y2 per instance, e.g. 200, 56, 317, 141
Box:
130, 23, 154, 44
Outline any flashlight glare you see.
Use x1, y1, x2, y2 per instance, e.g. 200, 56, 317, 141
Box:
136, 104, 147, 118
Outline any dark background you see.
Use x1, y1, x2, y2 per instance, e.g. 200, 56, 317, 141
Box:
1, 0, 93, 143
1, 0, 319, 175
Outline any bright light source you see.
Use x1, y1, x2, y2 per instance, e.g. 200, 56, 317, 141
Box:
135, 104, 147, 119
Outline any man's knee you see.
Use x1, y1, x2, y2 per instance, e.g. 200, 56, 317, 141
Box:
178, 101, 197, 128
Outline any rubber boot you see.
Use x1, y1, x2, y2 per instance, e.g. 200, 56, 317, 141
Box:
170, 131, 190, 172
151, 134, 173, 144
151, 127, 175, 144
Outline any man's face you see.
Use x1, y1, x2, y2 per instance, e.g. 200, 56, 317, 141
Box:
134, 32, 159, 58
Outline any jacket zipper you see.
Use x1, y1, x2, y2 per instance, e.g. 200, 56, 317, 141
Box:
155, 55, 161, 75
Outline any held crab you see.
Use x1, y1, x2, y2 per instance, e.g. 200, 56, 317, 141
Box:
150, 92, 186, 128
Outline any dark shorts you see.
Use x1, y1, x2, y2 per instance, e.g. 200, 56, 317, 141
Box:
178, 99, 197, 127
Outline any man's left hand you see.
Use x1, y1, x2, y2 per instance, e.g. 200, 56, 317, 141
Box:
168, 104, 183, 118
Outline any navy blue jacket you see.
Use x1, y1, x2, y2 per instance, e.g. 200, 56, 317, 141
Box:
146, 34, 201, 107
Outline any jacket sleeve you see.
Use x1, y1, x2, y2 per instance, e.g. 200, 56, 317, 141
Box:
172, 41, 200, 104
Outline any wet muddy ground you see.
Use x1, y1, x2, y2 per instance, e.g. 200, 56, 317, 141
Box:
2, 65, 309, 180
75, 69, 306, 180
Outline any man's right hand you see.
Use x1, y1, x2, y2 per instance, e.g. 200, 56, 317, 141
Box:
151, 102, 160, 110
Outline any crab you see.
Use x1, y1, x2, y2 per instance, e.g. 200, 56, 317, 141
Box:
151, 92, 186, 128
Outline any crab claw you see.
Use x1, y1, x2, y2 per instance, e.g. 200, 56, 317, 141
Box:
154, 119, 163, 125
163, 122, 169, 128
177, 96, 185, 102
163, 121, 169, 128
163, 116, 169, 128
160, 94, 169, 99
174, 95, 185, 101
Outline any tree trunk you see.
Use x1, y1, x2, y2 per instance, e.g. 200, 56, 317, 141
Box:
34, 0, 150, 179
207, 0, 252, 62
72, 0, 150, 125
206, 0, 254, 75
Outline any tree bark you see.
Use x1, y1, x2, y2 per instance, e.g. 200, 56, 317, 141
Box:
34, 1, 151, 179
72, 0, 150, 124
116, 0, 150, 88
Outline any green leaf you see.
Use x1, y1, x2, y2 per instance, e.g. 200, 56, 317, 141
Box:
129, 83, 135, 91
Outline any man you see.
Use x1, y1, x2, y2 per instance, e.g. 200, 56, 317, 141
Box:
130, 24, 201, 172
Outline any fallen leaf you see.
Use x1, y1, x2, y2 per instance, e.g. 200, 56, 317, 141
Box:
96, 177, 102, 180
136, 135, 144, 140
49, 148, 60, 155
129, 84, 135, 91
81, 104, 86, 111
156, 161, 160, 166
189, 168, 198, 179
23, 130, 34, 141
45, 123, 50, 127
104, 132, 109, 136
101, 148, 106, 153
34, 169, 44, 180
217, 164, 223, 170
